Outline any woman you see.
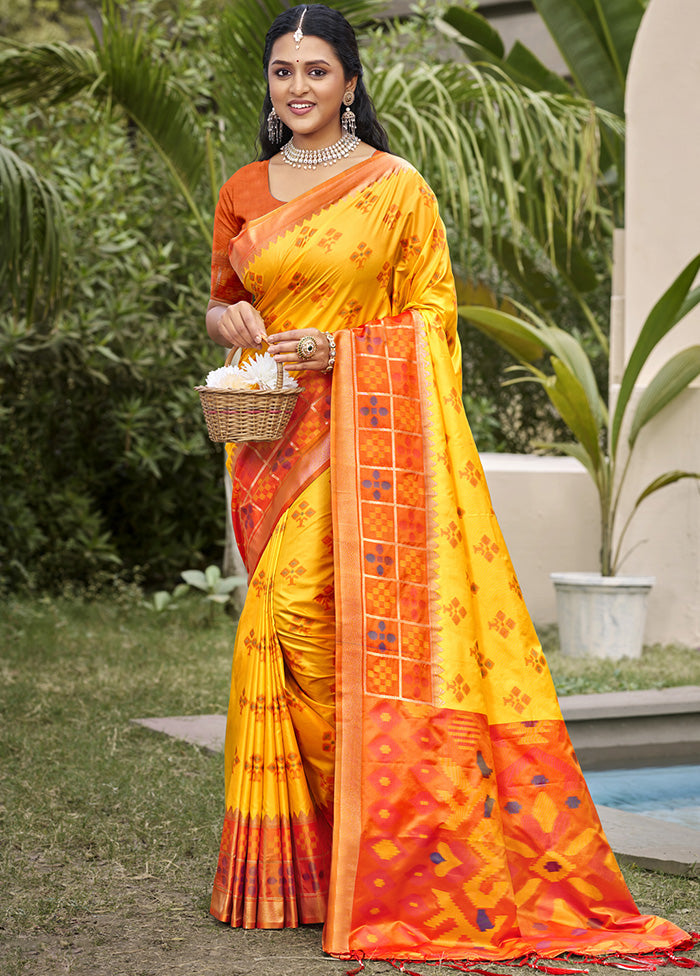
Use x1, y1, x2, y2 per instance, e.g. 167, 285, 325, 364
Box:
206, 4, 694, 964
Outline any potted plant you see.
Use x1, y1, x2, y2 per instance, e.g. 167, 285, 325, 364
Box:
462, 253, 700, 658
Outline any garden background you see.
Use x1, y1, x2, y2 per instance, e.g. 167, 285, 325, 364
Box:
1, 1, 698, 974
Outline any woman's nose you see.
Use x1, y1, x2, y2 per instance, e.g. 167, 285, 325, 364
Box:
289, 71, 309, 95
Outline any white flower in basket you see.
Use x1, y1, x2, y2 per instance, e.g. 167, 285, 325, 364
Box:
205, 353, 299, 392
196, 351, 300, 443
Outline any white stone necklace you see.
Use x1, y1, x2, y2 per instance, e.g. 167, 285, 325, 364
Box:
281, 132, 360, 170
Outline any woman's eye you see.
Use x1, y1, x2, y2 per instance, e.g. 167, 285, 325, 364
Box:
309, 69, 326, 77
274, 68, 291, 77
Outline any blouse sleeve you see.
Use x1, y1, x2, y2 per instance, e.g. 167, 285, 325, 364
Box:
210, 177, 253, 306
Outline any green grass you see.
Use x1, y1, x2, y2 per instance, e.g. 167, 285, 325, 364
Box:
0, 594, 698, 974
539, 624, 700, 695
0, 593, 232, 939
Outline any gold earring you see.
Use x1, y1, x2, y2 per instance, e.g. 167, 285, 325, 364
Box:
341, 90, 356, 137
267, 107, 283, 143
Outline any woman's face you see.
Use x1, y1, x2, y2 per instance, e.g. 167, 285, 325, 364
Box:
268, 32, 356, 147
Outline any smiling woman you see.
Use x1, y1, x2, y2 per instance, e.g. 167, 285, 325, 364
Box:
269, 36, 354, 141
267, 33, 362, 190
202, 2, 697, 969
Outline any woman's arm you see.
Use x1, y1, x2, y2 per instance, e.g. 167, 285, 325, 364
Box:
207, 172, 268, 351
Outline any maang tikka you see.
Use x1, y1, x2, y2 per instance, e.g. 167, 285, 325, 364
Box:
267, 106, 283, 143
294, 7, 307, 49
341, 90, 356, 137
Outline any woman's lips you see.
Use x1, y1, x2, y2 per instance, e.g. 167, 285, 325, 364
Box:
288, 102, 315, 116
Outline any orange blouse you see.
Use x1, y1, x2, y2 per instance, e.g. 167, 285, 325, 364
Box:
210, 161, 279, 306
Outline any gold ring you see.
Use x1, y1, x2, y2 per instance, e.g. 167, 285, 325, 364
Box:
297, 335, 317, 361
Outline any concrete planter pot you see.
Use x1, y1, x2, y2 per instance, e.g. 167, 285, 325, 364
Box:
550, 572, 656, 660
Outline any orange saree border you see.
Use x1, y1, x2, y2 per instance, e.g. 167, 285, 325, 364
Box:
327, 310, 435, 953
325, 318, 410, 951
234, 152, 411, 269
227, 373, 331, 577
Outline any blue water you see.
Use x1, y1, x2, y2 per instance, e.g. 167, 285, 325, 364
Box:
584, 764, 700, 830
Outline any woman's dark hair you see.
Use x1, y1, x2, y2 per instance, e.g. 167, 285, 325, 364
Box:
257, 3, 391, 159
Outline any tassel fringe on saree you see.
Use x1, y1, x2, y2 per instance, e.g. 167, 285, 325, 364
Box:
209, 153, 697, 964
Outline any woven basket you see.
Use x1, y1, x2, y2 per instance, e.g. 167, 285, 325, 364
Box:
196, 350, 299, 443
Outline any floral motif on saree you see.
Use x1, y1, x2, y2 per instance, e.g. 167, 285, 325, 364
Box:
210, 153, 692, 959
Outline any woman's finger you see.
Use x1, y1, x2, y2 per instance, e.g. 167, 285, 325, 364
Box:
267, 329, 311, 344
237, 304, 268, 344
219, 303, 268, 348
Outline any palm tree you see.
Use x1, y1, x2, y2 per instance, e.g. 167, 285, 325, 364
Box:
0, 0, 617, 318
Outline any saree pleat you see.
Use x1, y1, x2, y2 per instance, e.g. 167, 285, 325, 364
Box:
211, 473, 335, 928
210, 152, 693, 960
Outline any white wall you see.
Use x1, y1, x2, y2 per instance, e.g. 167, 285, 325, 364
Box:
482, 454, 599, 625
617, 0, 700, 646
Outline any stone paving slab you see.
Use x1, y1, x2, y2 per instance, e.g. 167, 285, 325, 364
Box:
133, 713, 226, 754
132, 686, 700, 878
595, 805, 699, 877
559, 685, 700, 720
559, 685, 700, 770
132, 686, 700, 757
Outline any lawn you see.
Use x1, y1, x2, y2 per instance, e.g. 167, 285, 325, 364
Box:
0, 593, 698, 976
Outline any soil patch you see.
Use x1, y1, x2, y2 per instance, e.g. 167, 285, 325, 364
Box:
3, 879, 698, 976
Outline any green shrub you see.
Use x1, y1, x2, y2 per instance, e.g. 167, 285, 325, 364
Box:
0, 0, 616, 591
0, 103, 225, 591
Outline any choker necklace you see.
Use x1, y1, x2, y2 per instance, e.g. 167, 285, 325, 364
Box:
281, 132, 360, 170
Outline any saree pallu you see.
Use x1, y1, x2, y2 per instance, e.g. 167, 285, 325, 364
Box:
210, 153, 692, 960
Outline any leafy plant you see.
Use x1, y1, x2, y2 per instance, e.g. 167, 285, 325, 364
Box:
144, 583, 190, 613
0, 101, 221, 592
180, 564, 245, 605
0, 0, 627, 592
462, 253, 700, 576
144, 565, 245, 615
439, 0, 646, 223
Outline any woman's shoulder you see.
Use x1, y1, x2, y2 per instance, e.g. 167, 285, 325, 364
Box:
374, 152, 437, 198
216, 160, 276, 223
374, 152, 430, 182
219, 159, 270, 198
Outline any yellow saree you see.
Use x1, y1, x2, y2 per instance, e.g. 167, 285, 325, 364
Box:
210, 152, 693, 962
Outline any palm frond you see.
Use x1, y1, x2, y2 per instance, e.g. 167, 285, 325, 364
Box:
0, 42, 101, 107
0, 145, 66, 320
612, 254, 700, 454
533, 0, 644, 115
613, 470, 700, 572
547, 356, 603, 470
531, 439, 600, 482
370, 59, 617, 264
0, 4, 209, 237
627, 346, 700, 448
94, 2, 208, 234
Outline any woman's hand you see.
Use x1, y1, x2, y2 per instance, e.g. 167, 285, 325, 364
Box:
206, 300, 268, 349
267, 329, 333, 372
